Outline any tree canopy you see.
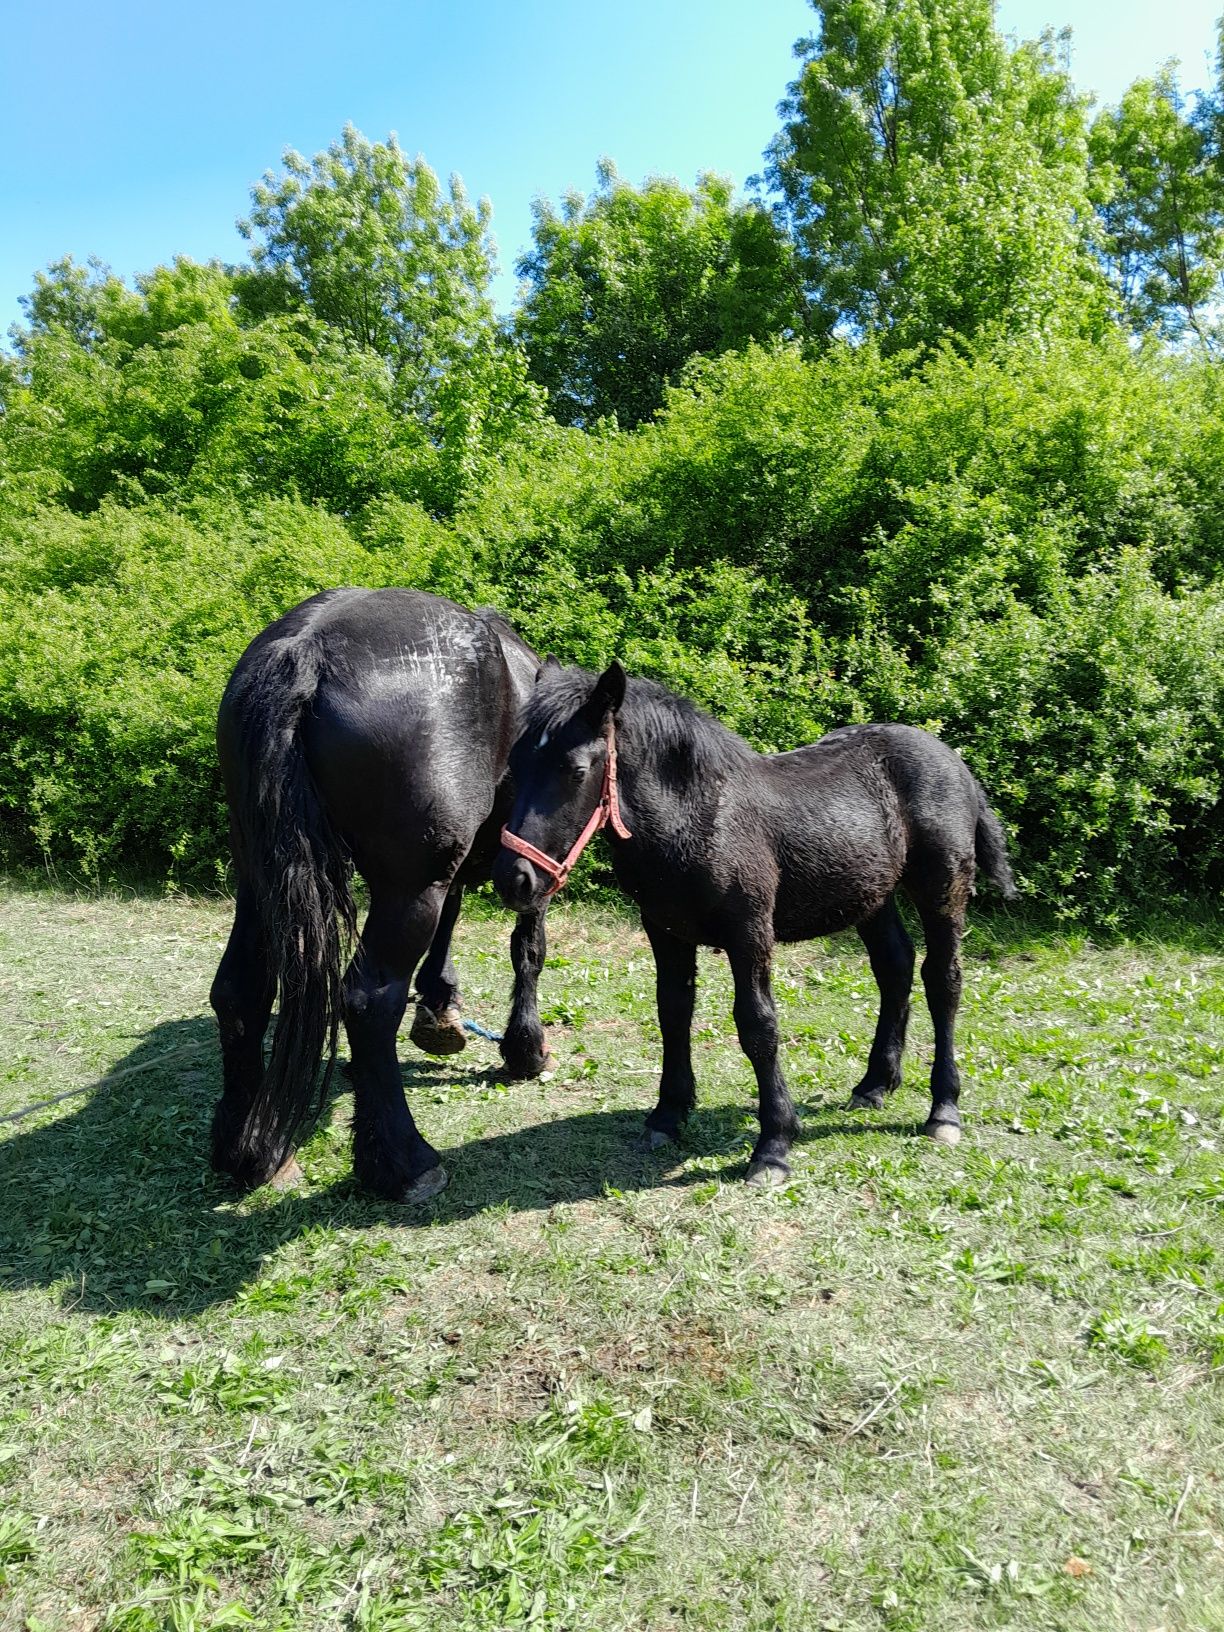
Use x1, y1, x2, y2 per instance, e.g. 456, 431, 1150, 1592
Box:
767, 0, 1105, 348
514, 161, 804, 426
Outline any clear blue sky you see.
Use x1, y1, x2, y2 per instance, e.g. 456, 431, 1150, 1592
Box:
2, 0, 1219, 336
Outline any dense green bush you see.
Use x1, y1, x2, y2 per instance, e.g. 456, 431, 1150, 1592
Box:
1, 330, 1221, 921
0, 498, 392, 882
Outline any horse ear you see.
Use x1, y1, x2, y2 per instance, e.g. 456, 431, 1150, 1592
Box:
536, 655, 561, 683
587, 660, 627, 721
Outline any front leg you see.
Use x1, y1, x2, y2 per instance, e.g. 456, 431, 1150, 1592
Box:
641, 917, 698, 1148
727, 938, 800, 1186
499, 905, 551, 1080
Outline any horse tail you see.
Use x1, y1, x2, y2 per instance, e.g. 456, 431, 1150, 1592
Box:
223, 624, 357, 1183
973, 784, 1018, 899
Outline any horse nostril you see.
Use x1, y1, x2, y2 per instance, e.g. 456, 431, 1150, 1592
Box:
495, 853, 537, 908
511, 860, 539, 904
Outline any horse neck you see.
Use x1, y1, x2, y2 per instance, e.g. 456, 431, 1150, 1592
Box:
615, 694, 735, 847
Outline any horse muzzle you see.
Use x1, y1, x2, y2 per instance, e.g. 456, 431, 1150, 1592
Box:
493, 846, 550, 911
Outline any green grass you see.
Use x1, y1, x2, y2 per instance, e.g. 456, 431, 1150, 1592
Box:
1, 882, 1222, 1630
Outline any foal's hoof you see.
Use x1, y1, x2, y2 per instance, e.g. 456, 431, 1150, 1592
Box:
849, 1090, 886, 1112
410, 1003, 468, 1057
924, 1120, 962, 1147
270, 1154, 304, 1191
745, 1159, 790, 1188
637, 1127, 677, 1153
498, 1051, 555, 1082
399, 1165, 449, 1203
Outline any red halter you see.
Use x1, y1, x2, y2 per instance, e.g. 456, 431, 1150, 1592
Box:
500, 725, 632, 897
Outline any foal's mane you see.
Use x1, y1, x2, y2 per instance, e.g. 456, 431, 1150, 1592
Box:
525, 666, 755, 781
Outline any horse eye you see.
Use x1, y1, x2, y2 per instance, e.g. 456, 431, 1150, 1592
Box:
568, 760, 591, 781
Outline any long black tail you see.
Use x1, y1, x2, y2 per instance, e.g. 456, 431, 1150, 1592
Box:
224, 630, 356, 1181
974, 785, 1018, 899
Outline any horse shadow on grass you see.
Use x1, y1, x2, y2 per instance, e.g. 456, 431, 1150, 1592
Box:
0, 1016, 914, 1317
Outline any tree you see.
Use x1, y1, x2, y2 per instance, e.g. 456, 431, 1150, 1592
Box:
1089, 66, 1224, 344
513, 161, 804, 427
1, 256, 427, 514
238, 124, 541, 502
767, 0, 1104, 350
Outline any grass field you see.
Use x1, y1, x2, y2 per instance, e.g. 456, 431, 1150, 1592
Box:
0, 882, 1222, 1631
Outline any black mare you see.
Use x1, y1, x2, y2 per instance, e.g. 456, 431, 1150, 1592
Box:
210, 588, 551, 1202
495, 660, 1016, 1185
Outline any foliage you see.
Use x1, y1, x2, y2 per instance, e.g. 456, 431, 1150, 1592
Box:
1088, 66, 1224, 343
1, 257, 429, 515
0, 496, 395, 883
239, 125, 543, 504
514, 161, 804, 427
2, 53, 1224, 919
767, 0, 1106, 349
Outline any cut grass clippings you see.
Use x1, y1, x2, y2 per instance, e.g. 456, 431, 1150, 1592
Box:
0, 882, 1222, 1630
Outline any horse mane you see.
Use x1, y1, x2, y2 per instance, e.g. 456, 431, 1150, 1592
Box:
525, 666, 755, 784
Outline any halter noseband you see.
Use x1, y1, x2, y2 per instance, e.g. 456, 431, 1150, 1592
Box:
500, 725, 632, 897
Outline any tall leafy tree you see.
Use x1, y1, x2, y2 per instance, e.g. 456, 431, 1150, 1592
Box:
514, 161, 804, 427
767, 0, 1103, 350
1089, 66, 1224, 344
240, 125, 495, 375
239, 124, 541, 504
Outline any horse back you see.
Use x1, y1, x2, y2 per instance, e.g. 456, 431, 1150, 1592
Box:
762, 724, 980, 938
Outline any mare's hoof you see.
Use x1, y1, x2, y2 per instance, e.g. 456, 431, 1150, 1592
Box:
925, 1120, 961, 1147
410, 1003, 467, 1057
637, 1127, 677, 1152
745, 1159, 790, 1188
270, 1154, 304, 1191
399, 1165, 449, 1203
849, 1089, 886, 1111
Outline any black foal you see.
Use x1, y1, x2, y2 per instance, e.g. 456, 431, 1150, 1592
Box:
494, 660, 1015, 1184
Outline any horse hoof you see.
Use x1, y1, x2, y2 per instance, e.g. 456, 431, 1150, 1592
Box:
849, 1090, 885, 1111
500, 1052, 554, 1082
270, 1154, 304, 1191
637, 1127, 676, 1152
745, 1159, 790, 1188
925, 1121, 961, 1147
410, 1003, 468, 1057
400, 1165, 449, 1203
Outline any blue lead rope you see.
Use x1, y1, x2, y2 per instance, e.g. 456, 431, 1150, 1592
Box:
462, 1017, 504, 1043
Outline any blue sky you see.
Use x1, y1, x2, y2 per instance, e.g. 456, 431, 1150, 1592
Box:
2, 0, 1220, 334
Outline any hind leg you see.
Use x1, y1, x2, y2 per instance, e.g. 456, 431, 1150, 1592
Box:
209, 886, 282, 1184
410, 883, 468, 1057
849, 897, 915, 1111
346, 885, 450, 1201
911, 872, 972, 1146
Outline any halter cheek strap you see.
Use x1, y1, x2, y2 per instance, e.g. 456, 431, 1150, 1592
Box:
500, 727, 632, 897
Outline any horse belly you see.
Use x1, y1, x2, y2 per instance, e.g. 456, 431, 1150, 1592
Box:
772, 816, 906, 942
